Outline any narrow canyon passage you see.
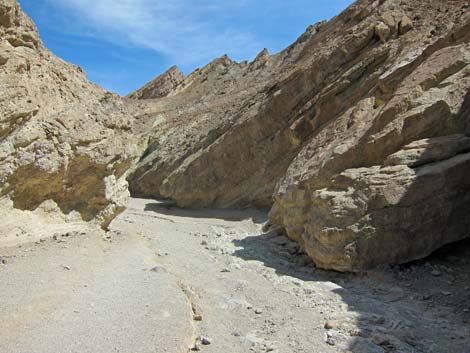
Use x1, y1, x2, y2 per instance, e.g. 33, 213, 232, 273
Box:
1, 198, 469, 353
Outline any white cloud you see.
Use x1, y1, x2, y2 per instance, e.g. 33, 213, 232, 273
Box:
44, 0, 262, 69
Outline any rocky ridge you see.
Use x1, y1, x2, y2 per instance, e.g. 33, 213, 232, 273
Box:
127, 0, 470, 270
1, 2, 470, 352
127, 65, 185, 100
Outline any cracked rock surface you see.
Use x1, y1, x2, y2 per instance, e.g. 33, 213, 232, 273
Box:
0, 0, 143, 231
127, 0, 470, 270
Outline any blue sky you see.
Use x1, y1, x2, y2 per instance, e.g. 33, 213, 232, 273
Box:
18, 0, 353, 95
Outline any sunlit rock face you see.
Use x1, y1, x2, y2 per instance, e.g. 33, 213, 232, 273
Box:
128, 0, 470, 271
3, 0, 469, 271
0, 0, 143, 230
269, 9, 470, 271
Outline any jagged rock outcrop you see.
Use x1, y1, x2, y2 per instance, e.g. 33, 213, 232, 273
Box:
128, 0, 470, 270
127, 65, 185, 100
0, 0, 142, 230
127, 23, 328, 207
126, 53, 289, 206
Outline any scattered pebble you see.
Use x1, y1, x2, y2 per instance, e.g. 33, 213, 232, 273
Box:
254, 308, 263, 314
62, 265, 71, 270
324, 319, 344, 330
200, 336, 212, 345
191, 344, 201, 351
384, 287, 405, 303
150, 265, 168, 274
431, 270, 442, 277
325, 330, 337, 346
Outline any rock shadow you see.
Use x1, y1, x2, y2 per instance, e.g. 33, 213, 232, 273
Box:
143, 200, 268, 224
232, 229, 470, 353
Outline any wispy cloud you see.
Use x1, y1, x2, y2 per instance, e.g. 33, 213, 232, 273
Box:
44, 0, 262, 69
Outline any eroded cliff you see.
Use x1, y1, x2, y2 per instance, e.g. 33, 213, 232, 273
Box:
128, 0, 470, 271
1, 0, 469, 271
0, 0, 143, 233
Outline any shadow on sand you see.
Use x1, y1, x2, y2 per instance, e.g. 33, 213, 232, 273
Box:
231, 228, 470, 352
143, 201, 268, 224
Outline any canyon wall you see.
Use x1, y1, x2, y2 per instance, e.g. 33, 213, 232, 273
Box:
0, 0, 143, 231
128, 0, 470, 271
2, 0, 469, 271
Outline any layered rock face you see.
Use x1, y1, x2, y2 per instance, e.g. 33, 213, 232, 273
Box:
126, 49, 303, 207
3, 0, 469, 270
128, 0, 470, 270
270, 7, 470, 271
0, 0, 142, 230
127, 66, 185, 100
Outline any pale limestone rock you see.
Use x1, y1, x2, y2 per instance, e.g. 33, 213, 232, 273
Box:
0, 0, 143, 231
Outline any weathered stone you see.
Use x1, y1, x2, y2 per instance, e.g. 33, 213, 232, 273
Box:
126, 0, 470, 271
0, 0, 143, 231
399, 15, 413, 35
127, 65, 184, 100
375, 22, 391, 43
4, 0, 469, 273
384, 135, 470, 168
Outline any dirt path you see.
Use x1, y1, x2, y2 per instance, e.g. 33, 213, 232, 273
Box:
1, 198, 469, 353
0, 225, 193, 353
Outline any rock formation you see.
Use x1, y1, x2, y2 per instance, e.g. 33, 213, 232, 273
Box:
0, 0, 143, 230
128, 0, 470, 271
2, 0, 469, 271
127, 65, 185, 100
270, 5, 470, 271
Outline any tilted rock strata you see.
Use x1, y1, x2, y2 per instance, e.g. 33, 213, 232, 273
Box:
127, 65, 185, 100
270, 13, 470, 270
129, 0, 470, 270
0, 0, 142, 229
126, 52, 295, 206
3, 0, 469, 271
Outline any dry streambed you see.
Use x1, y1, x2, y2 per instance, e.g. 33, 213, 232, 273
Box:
1, 198, 469, 353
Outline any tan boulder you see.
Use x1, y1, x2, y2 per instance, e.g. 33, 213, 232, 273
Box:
271, 34, 470, 270
375, 21, 391, 43
398, 15, 413, 35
